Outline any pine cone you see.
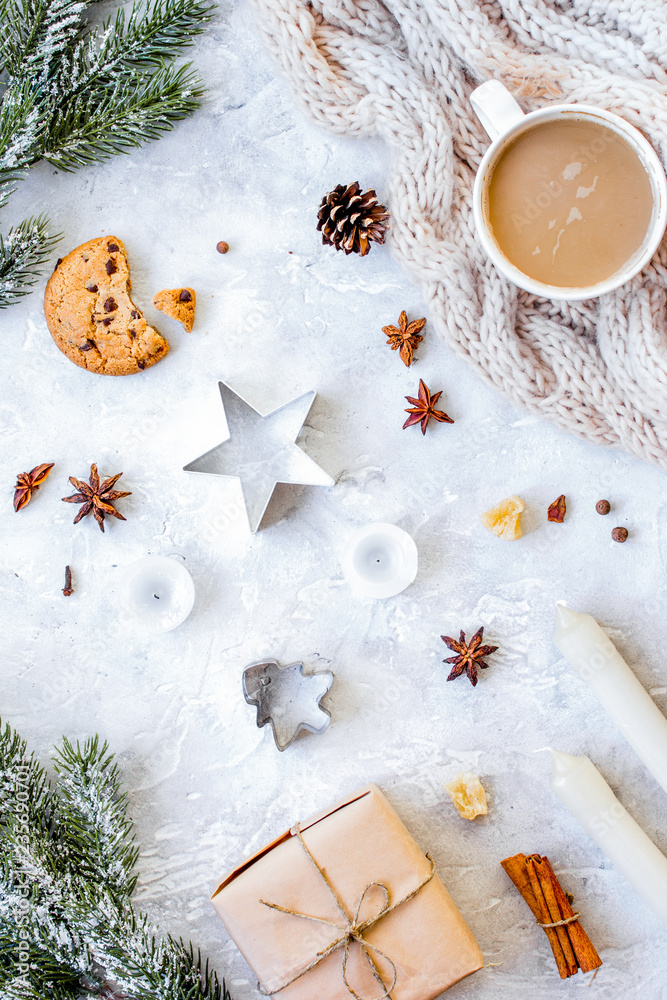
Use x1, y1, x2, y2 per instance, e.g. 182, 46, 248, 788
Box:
317, 182, 389, 256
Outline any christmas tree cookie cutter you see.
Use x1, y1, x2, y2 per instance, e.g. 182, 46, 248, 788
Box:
183, 380, 333, 532
242, 659, 334, 751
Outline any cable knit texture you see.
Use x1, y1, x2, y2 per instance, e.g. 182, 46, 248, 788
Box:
248, 0, 667, 468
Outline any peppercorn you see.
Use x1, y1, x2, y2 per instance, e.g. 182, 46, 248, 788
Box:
596, 499, 611, 515
216, 241, 229, 254
611, 526, 628, 543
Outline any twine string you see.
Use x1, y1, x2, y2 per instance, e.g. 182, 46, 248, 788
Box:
537, 911, 581, 929
257, 825, 436, 999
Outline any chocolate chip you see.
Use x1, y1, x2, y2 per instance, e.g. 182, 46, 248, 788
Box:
106, 259, 117, 275
102, 318, 112, 326
179, 289, 192, 302
55, 258, 63, 268
129, 330, 136, 339
611, 526, 628, 543
131, 310, 139, 319
80, 340, 95, 351
137, 360, 146, 370
107, 243, 119, 252
104, 297, 117, 313
596, 499, 611, 515
87, 283, 98, 293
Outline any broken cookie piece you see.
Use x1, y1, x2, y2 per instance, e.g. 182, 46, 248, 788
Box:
44, 236, 169, 376
153, 287, 196, 333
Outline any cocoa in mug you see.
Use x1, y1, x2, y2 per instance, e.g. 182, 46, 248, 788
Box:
470, 81, 667, 299
484, 118, 654, 288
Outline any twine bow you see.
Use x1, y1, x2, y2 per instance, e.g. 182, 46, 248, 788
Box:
258, 825, 436, 1000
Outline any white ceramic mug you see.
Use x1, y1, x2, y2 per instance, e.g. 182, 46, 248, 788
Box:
470, 80, 667, 300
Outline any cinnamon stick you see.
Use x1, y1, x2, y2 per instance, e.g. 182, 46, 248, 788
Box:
500, 854, 540, 919
541, 858, 602, 973
502, 854, 569, 977
524, 856, 573, 978
526, 855, 578, 978
501, 853, 602, 979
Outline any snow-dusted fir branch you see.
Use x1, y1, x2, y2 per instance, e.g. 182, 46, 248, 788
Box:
78, 899, 232, 1000
43, 63, 205, 170
0, 721, 231, 1000
0, 0, 215, 307
0, 720, 86, 997
76, 0, 218, 84
0, 217, 62, 307
53, 735, 139, 900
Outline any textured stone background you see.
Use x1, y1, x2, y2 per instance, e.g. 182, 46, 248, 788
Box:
1, 2, 667, 997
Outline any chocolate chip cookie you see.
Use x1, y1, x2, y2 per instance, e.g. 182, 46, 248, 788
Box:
153, 287, 196, 332
44, 236, 169, 376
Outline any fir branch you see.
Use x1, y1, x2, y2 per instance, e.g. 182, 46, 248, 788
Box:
0, 719, 55, 833
0, 817, 93, 986
86, 0, 215, 80
93, 902, 231, 1000
0, 721, 233, 1000
0, 0, 87, 83
0, 216, 61, 307
0, 720, 90, 995
43, 62, 205, 170
0, 974, 80, 1000
0, 0, 45, 76
0, 82, 41, 178
53, 736, 139, 901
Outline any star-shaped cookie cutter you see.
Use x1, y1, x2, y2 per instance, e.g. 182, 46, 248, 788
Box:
183, 381, 333, 532
242, 659, 334, 751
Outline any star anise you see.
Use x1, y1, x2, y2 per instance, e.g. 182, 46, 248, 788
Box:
383, 310, 426, 367
62, 464, 131, 532
14, 463, 55, 511
403, 379, 454, 434
441, 627, 498, 687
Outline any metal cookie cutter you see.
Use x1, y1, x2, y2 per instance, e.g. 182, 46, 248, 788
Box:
183, 380, 333, 532
242, 659, 334, 751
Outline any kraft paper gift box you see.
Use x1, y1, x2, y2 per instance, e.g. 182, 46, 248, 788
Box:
211, 784, 484, 1000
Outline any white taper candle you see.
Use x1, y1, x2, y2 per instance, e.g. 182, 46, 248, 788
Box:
553, 604, 667, 795
551, 750, 667, 925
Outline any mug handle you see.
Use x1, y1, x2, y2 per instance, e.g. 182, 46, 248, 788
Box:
470, 81, 525, 141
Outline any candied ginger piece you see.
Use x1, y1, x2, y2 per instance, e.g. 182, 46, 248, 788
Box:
481, 495, 524, 540
444, 772, 488, 820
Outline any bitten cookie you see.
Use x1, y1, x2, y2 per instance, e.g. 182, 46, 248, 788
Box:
44, 236, 169, 376
153, 287, 196, 333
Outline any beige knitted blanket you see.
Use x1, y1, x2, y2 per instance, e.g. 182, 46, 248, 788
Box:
249, 0, 667, 469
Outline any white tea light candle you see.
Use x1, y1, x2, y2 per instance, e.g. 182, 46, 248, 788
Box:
119, 556, 195, 632
341, 522, 418, 599
553, 603, 667, 795
550, 750, 667, 925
